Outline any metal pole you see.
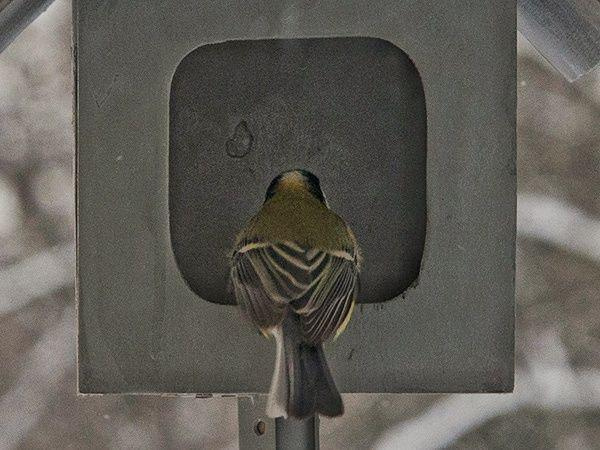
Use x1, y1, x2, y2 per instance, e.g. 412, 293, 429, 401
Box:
517, 0, 600, 81
0, 0, 55, 53
275, 416, 319, 450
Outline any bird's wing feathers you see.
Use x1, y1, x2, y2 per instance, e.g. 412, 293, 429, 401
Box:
294, 254, 358, 343
231, 240, 358, 341
230, 248, 286, 329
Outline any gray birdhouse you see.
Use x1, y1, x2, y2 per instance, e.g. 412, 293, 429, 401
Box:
75, 0, 515, 437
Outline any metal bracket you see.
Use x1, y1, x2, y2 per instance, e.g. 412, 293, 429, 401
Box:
238, 395, 320, 450
0, 0, 55, 53
238, 395, 276, 450
518, 0, 600, 81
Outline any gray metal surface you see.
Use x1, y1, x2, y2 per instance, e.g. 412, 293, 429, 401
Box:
76, 0, 515, 395
238, 396, 276, 450
169, 37, 426, 305
518, 0, 600, 81
275, 416, 318, 450
0, 0, 55, 53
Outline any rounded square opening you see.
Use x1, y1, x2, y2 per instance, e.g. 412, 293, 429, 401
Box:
169, 37, 426, 304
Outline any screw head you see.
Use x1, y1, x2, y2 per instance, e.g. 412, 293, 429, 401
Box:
254, 420, 266, 436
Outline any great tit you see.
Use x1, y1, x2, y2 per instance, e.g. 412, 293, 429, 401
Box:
230, 169, 361, 419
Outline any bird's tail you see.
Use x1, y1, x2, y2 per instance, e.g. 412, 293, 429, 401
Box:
266, 315, 343, 419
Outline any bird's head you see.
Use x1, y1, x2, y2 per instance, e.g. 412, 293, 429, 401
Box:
264, 169, 327, 205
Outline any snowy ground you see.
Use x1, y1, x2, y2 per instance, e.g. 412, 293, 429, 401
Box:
1, 1, 599, 448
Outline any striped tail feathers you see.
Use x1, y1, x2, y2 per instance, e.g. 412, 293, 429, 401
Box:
266, 315, 343, 419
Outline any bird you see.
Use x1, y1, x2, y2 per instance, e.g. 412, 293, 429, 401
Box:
229, 169, 361, 419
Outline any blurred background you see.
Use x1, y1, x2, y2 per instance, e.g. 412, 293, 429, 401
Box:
1, 1, 599, 448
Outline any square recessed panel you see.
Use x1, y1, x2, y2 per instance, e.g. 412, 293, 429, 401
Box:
169, 38, 426, 305
76, 0, 515, 395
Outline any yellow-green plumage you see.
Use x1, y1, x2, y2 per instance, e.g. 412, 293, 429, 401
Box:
237, 190, 355, 251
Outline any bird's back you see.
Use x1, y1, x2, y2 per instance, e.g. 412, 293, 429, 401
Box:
241, 192, 355, 252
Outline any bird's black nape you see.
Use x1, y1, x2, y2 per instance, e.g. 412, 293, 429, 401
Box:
264, 169, 327, 205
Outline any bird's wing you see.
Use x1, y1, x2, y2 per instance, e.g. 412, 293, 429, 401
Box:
291, 249, 358, 344
231, 241, 316, 330
231, 240, 358, 341
230, 248, 285, 330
